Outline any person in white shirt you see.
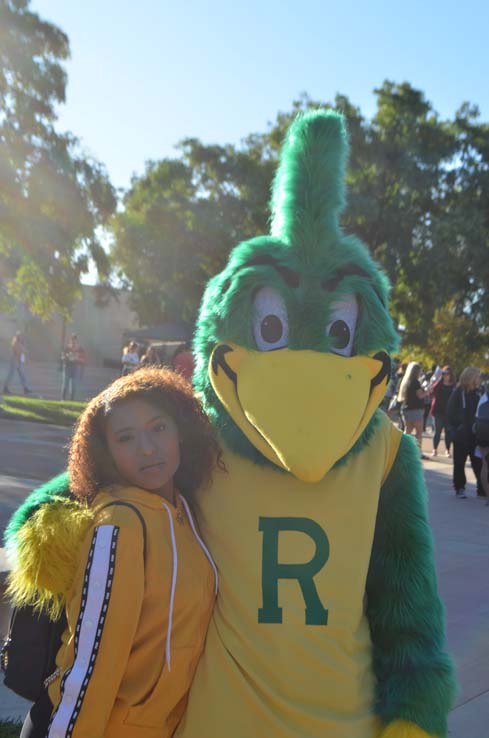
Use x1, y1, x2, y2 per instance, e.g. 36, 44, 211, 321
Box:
121, 341, 140, 376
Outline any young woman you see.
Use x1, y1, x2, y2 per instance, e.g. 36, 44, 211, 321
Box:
430, 365, 456, 457
447, 366, 483, 498
15, 367, 220, 738
398, 361, 429, 456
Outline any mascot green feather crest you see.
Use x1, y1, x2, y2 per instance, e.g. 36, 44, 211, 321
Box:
270, 109, 348, 251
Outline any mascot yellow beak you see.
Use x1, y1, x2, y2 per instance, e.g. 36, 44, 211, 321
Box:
209, 343, 390, 483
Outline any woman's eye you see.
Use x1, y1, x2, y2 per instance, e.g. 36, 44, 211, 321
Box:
325, 294, 358, 357
118, 434, 133, 443
252, 287, 289, 352
154, 423, 167, 432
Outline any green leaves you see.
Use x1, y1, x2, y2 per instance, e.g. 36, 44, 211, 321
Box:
0, 0, 116, 320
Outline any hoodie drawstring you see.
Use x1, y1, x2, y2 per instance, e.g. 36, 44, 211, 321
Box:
162, 503, 178, 672
162, 496, 219, 671
180, 496, 219, 595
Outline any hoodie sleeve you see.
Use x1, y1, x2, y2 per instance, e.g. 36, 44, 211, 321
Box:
47, 513, 144, 738
366, 432, 456, 737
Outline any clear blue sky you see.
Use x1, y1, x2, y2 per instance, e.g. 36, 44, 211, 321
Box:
33, 0, 489, 192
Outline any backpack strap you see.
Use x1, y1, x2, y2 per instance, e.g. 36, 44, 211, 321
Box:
99, 501, 147, 566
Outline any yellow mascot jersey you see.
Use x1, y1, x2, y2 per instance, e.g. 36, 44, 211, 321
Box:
177, 412, 401, 738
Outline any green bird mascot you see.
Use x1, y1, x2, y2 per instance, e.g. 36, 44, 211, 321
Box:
5, 111, 455, 738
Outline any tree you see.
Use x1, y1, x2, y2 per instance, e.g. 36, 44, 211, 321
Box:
111, 139, 275, 325
110, 85, 489, 363
0, 0, 116, 319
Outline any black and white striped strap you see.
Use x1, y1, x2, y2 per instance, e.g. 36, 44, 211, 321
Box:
48, 525, 119, 738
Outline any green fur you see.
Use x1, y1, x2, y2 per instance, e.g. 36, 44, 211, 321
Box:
4, 472, 71, 548
367, 433, 457, 736
6, 497, 93, 619
193, 111, 399, 463
270, 110, 347, 255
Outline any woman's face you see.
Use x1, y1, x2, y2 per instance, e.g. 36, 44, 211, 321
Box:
472, 373, 482, 390
105, 398, 180, 499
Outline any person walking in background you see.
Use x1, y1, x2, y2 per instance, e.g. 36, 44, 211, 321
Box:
61, 333, 82, 401
447, 366, 483, 499
398, 361, 429, 457
2, 331, 32, 396
383, 357, 399, 412
121, 341, 140, 375
390, 361, 407, 430
140, 345, 160, 367
422, 364, 437, 433
77, 345, 87, 381
430, 366, 456, 457
172, 343, 194, 382
474, 389, 489, 504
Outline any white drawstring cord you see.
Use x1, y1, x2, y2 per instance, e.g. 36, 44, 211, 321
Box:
162, 503, 178, 671
180, 496, 219, 594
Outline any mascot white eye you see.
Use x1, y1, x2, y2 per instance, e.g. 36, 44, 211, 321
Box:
253, 287, 289, 351
325, 294, 358, 356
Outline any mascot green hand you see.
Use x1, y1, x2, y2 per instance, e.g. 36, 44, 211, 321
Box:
6, 111, 456, 738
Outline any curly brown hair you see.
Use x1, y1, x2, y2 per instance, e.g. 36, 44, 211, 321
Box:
68, 367, 222, 501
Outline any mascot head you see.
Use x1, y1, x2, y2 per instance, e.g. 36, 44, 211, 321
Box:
194, 110, 399, 482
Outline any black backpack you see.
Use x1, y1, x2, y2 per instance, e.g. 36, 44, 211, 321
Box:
474, 397, 489, 447
1, 500, 147, 702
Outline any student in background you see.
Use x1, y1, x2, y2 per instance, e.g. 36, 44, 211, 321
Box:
121, 341, 140, 376
61, 334, 82, 401
447, 366, 483, 499
398, 362, 429, 457
2, 332, 32, 396
430, 366, 455, 457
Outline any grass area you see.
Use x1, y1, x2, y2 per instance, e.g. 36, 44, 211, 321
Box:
0, 721, 21, 737
0, 395, 85, 427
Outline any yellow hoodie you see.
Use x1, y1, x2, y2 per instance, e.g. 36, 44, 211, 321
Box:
11, 485, 217, 738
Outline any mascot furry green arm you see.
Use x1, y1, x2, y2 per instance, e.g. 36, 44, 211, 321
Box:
6, 111, 456, 738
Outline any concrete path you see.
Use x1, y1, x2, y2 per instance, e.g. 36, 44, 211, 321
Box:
0, 419, 70, 536
0, 421, 487, 735
0, 358, 118, 402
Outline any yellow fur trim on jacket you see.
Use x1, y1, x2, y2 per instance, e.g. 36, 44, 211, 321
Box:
6, 498, 94, 619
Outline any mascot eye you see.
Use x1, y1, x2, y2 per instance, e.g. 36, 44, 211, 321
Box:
253, 287, 289, 351
325, 294, 358, 356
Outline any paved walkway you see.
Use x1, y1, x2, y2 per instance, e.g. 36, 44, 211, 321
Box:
0, 420, 487, 734
0, 359, 118, 402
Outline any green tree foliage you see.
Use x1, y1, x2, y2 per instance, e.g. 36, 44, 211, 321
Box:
112, 139, 275, 324
0, 0, 116, 319
111, 84, 489, 364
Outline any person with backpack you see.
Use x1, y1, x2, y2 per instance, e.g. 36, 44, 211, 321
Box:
474, 390, 489, 504
6, 367, 220, 738
446, 366, 483, 498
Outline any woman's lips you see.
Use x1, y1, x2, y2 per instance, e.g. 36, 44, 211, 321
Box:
140, 461, 165, 472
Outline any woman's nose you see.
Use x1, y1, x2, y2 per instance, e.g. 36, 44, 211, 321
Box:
140, 431, 155, 455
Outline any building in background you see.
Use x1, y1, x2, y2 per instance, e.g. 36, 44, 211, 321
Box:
0, 286, 140, 367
